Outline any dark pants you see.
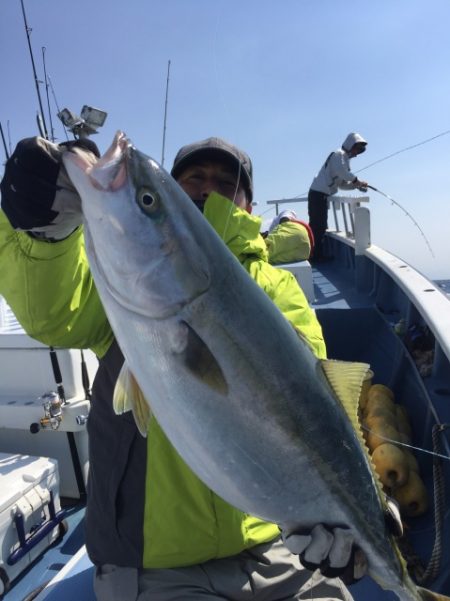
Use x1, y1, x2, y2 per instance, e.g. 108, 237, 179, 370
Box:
308, 189, 328, 259
93, 537, 354, 601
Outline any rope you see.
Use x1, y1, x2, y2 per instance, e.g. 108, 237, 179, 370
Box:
416, 423, 449, 585
364, 423, 450, 584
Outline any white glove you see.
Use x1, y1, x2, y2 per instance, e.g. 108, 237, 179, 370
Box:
282, 524, 367, 584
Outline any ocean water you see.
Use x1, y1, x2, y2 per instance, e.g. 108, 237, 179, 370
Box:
435, 280, 450, 299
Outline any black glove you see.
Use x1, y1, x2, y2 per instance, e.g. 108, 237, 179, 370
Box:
282, 524, 367, 585
1, 137, 99, 240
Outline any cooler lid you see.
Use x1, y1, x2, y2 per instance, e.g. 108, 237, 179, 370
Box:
0, 453, 58, 512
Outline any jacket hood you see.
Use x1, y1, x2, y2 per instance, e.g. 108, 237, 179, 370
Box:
342, 132, 367, 153
203, 192, 268, 262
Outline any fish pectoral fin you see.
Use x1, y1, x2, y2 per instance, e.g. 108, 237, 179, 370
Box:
113, 362, 152, 437
179, 322, 228, 395
320, 359, 370, 426
113, 362, 135, 414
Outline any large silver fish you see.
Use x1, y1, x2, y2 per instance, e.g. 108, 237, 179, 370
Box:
63, 132, 449, 601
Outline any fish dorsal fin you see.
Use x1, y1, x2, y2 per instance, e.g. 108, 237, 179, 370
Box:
322, 361, 420, 583
178, 322, 228, 395
321, 359, 370, 425
113, 362, 152, 437
321, 359, 385, 497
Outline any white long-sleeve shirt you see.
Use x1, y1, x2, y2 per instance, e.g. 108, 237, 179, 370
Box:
309, 148, 357, 196
309, 132, 366, 196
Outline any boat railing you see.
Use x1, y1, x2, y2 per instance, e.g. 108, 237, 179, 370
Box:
266, 195, 370, 240
265, 196, 450, 372
0, 295, 25, 334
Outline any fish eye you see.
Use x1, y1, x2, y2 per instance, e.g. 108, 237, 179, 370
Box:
137, 187, 160, 213
142, 193, 155, 206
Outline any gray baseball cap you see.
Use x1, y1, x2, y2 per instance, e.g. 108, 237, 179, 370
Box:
171, 137, 253, 201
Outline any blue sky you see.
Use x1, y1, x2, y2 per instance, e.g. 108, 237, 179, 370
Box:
1, 0, 450, 279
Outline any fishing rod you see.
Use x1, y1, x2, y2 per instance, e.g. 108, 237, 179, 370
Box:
20, 0, 49, 139
367, 184, 435, 259
291, 129, 450, 201
48, 76, 69, 141
36, 113, 47, 138
0, 122, 10, 160
161, 59, 171, 167
42, 47, 55, 142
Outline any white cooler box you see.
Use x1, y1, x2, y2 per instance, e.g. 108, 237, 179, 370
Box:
0, 296, 96, 499
0, 453, 65, 594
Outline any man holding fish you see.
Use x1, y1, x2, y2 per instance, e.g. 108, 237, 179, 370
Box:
0, 133, 364, 600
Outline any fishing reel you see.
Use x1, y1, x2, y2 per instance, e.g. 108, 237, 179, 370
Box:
30, 391, 63, 433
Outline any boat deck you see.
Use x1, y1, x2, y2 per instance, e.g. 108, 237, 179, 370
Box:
312, 260, 372, 309
3, 244, 450, 600
3, 500, 86, 601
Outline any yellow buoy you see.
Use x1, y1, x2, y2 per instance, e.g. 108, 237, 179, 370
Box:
402, 449, 420, 473
395, 405, 413, 440
392, 470, 429, 517
359, 369, 374, 411
364, 394, 396, 419
371, 443, 409, 488
367, 383, 395, 401
365, 422, 402, 452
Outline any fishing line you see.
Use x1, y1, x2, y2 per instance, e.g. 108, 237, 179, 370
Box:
289, 129, 450, 206
42, 47, 55, 142
367, 184, 435, 258
219, 161, 242, 242
48, 76, 69, 141
210, 2, 249, 242
211, 2, 234, 130
360, 424, 450, 462
7, 120, 12, 155
259, 205, 279, 218
355, 129, 450, 174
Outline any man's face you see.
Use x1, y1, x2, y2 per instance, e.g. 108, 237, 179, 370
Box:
176, 160, 248, 212
349, 143, 366, 158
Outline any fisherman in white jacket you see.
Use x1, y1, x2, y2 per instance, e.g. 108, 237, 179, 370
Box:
308, 133, 369, 262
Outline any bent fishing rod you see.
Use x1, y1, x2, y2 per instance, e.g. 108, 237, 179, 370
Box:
366, 184, 435, 259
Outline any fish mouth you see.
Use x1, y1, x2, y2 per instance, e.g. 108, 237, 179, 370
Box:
83, 137, 212, 318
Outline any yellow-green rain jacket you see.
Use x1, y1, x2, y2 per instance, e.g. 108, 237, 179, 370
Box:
265, 221, 312, 265
0, 192, 325, 568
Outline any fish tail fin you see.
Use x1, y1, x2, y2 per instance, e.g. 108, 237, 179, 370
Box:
418, 587, 450, 601
113, 362, 152, 437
